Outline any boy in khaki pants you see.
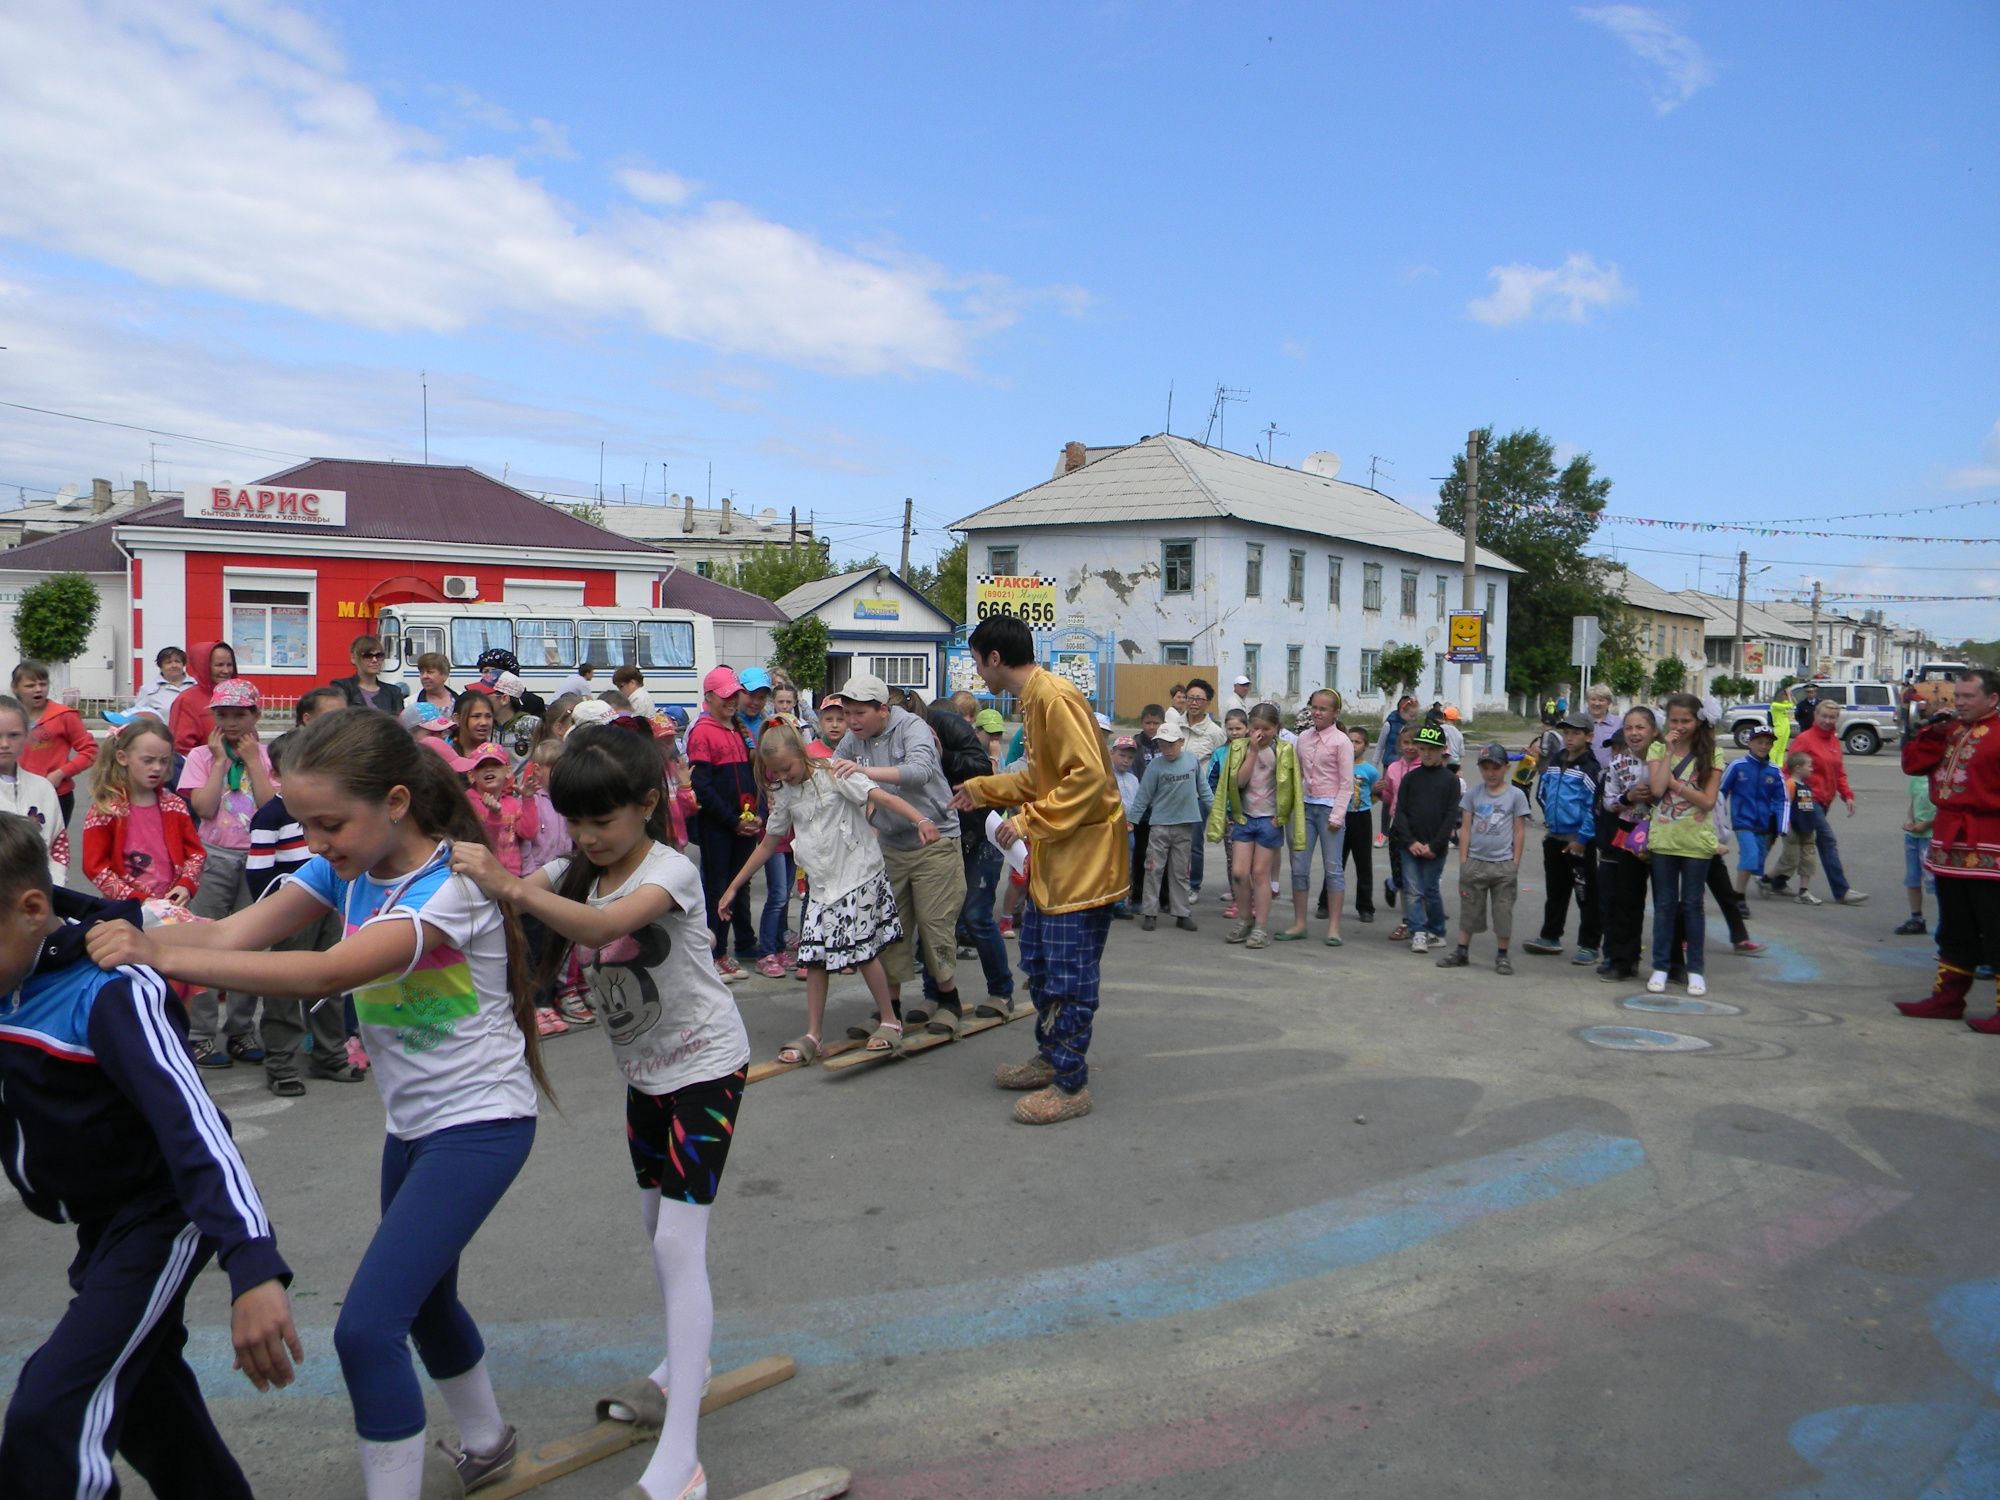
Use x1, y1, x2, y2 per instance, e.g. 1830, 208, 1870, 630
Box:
1437, 742, 1530, 975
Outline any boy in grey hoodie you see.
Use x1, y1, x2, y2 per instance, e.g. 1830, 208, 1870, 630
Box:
1128, 721, 1213, 930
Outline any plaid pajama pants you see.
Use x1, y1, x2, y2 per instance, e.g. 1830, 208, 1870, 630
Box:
1018, 897, 1115, 1093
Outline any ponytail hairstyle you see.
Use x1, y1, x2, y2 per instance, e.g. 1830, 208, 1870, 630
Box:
93, 720, 177, 812
1660, 692, 1717, 774
1247, 702, 1284, 733
752, 717, 819, 791
535, 725, 666, 993
287, 707, 551, 1100
530, 694, 579, 751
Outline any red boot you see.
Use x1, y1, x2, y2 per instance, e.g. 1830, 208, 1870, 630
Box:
1968, 978, 2000, 1034
1895, 962, 1972, 1019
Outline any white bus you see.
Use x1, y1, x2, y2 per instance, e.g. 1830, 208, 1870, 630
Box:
376, 603, 717, 706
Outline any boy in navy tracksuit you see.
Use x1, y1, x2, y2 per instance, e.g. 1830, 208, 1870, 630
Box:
0, 813, 297, 1499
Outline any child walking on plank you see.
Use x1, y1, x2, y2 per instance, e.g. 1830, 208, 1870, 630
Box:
0, 814, 298, 1500
953, 613, 1129, 1125
86, 707, 550, 1500
718, 718, 932, 1062
450, 724, 749, 1500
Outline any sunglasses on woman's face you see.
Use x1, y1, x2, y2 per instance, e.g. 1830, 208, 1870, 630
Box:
359, 651, 385, 661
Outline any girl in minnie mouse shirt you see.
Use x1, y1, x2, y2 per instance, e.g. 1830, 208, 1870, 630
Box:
450, 724, 747, 1500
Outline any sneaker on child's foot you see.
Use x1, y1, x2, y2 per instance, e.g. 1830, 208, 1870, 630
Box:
1223, 902, 1239, 920
1797, 891, 1824, 906
1895, 915, 1929, 936
1226, 918, 1254, 944
1176, 915, 1199, 932
1836, 891, 1870, 906
534, 1006, 569, 1036
1521, 937, 1564, 956
1410, 932, 1433, 954
1687, 974, 1709, 997
345, 1036, 370, 1071
557, 995, 597, 1027
1246, 928, 1269, 949
1140, 914, 1157, 931
1571, 947, 1598, 966
192, 1036, 231, 1069
1435, 948, 1470, 968
225, 1034, 266, 1064
716, 956, 746, 981
1645, 970, 1670, 994
1733, 939, 1767, 956
1495, 953, 1515, 976
754, 954, 790, 979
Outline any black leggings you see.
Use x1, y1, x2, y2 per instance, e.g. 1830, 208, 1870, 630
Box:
1338, 807, 1375, 916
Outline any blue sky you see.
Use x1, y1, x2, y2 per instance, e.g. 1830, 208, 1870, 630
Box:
1, 1, 1995, 636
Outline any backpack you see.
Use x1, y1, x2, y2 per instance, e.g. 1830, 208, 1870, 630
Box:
1539, 762, 1596, 841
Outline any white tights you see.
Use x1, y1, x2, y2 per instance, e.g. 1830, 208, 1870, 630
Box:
636, 1188, 714, 1499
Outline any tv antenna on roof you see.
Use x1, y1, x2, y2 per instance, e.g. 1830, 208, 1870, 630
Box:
1257, 423, 1290, 464
1202, 384, 1248, 449
1367, 455, 1393, 491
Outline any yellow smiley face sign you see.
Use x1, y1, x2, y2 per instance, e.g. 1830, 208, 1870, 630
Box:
1447, 611, 1486, 663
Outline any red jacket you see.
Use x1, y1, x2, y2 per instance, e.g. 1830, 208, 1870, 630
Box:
21, 701, 98, 799
1788, 724, 1852, 809
1904, 709, 2000, 880
170, 637, 227, 754
82, 790, 206, 900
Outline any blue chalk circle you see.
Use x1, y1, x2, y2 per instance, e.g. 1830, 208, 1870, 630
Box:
1577, 1025, 1714, 1053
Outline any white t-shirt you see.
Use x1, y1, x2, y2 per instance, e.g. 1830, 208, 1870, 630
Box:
543, 844, 750, 1096
764, 770, 885, 905
0, 769, 66, 881
288, 847, 537, 1140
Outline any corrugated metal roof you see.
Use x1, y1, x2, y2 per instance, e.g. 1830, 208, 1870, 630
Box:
1600, 563, 1706, 618
0, 513, 128, 573
776, 566, 958, 628
952, 434, 1522, 573
655, 568, 790, 622
1671, 590, 1810, 641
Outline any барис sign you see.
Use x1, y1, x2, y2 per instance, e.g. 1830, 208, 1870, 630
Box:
186, 484, 348, 527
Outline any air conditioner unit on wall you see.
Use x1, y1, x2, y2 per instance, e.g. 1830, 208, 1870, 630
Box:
443, 575, 479, 600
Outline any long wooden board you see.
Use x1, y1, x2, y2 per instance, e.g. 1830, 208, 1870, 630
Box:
474, 1355, 797, 1499
819, 1000, 1030, 1075
747, 1038, 861, 1085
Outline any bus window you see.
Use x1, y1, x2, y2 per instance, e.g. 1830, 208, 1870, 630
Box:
639, 620, 696, 670
378, 614, 403, 674
405, 626, 445, 667
579, 619, 638, 668
515, 618, 577, 671
452, 618, 513, 666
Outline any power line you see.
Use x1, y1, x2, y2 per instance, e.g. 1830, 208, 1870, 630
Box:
0, 400, 313, 462
1596, 542, 2000, 574
1764, 497, 2000, 524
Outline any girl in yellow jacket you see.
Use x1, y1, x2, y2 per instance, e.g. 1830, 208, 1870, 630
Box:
1206, 703, 1307, 948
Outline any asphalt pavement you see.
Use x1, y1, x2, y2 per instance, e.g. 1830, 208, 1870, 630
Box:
4, 746, 1997, 1498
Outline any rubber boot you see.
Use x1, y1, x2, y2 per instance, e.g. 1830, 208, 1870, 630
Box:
1969, 978, 2000, 1035
1895, 961, 1973, 1019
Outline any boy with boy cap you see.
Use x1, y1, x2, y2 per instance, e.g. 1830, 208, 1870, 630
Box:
1437, 743, 1530, 973
1127, 719, 1210, 930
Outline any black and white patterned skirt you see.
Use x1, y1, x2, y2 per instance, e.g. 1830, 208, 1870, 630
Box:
796, 869, 904, 970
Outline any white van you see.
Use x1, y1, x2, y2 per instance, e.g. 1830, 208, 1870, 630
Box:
376, 602, 716, 707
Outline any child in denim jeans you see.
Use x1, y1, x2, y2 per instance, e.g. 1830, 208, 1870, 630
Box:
1898, 771, 1936, 936
1390, 725, 1460, 953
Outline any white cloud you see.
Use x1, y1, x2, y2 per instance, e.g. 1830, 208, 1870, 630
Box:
0, 2, 1051, 375
1279, 338, 1308, 361
1466, 253, 1633, 327
1945, 420, 2000, 491
1576, 5, 1717, 114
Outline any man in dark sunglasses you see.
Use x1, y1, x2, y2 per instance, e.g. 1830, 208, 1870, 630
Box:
329, 633, 408, 716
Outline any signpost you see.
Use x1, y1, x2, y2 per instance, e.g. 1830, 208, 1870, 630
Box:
1571, 614, 1602, 692
973, 574, 1058, 629
1447, 611, 1486, 665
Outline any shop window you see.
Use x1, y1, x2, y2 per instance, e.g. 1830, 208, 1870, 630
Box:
869, 654, 929, 687
640, 621, 697, 670
227, 582, 312, 671
1363, 563, 1383, 612
579, 619, 638, 669
514, 617, 577, 671
1245, 543, 1263, 599
1287, 550, 1305, 604
451, 617, 513, 667
1161, 641, 1193, 665
1162, 540, 1194, 594
988, 546, 1018, 576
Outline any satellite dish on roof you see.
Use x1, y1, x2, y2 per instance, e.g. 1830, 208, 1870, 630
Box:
758, 507, 778, 530
50, 484, 79, 509
1303, 451, 1342, 479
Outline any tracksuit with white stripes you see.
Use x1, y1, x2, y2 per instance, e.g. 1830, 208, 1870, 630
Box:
0, 890, 289, 1500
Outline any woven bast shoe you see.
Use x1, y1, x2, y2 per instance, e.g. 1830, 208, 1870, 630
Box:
1012, 1085, 1093, 1125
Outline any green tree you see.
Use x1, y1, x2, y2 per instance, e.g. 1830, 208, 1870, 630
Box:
1709, 673, 1755, 702
1958, 638, 2000, 669
768, 615, 831, 691
15, 573, 100, 666
905, 537, 967, 622
1435, 428, 1618, 698
712, 541, 839, 601
1373, 643, 1426, 697
1776, 674, 1799, 694
1603, 653, 1648, 698
1648, 656, 1687, 696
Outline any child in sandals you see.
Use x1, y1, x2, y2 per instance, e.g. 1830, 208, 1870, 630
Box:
718, 719, 938, 1063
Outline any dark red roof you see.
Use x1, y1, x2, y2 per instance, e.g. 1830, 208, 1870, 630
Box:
656, 567, 789, 621
0, 515, 127, 573
172, 460, 664, 551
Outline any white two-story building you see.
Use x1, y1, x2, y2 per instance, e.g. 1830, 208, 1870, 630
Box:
951, 435, 1521, 713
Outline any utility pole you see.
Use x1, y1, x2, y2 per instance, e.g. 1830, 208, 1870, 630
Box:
899, 497, 914, 575
1809, 579, 1822, 681
597, 442, 605, 503
1458, 429, 1483, 721
789, 505, 798, 548
421, 370, 428, 464
1732, 549, 1749, 676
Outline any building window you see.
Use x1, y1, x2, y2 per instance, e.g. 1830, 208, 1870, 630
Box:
1485, 580, 1497, 619
869, 654, 930, 687
695, 560, 713, 578
1161, 641, 1193, 665
1436, 575, 1449, 621
1286, 645, 1302, 698
227, 577, 314, 672
1360, 648, 1381, 694
1400, 569, 1419, 617
1243, 644, 1260, 694
1363, 562, 1383, 612
1484, 658, 1494, 695
1654, 623, 1666, 654
1162, 540, 1194, 594
1324, 647, 1339, 693
987, 545, 1018, 576
1433, 652, 1445, 696
1287, 550, 1305, 604
1328, 555, 1342, 607
1245, 543, 1264, 599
